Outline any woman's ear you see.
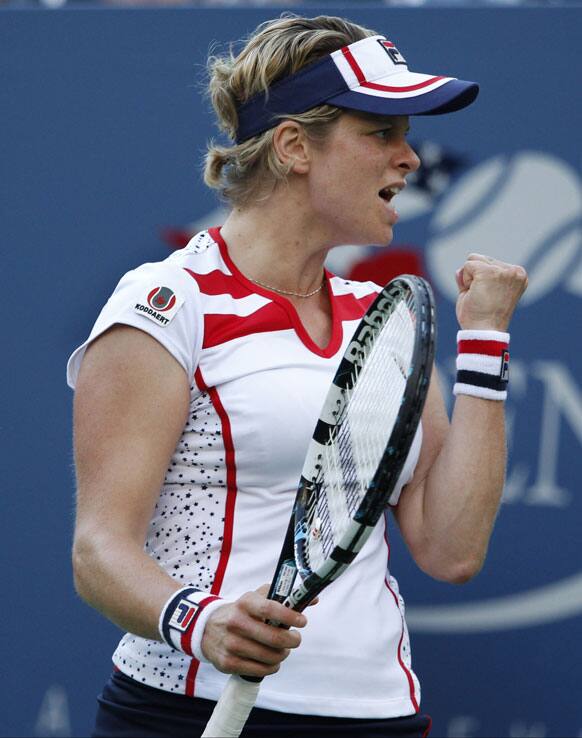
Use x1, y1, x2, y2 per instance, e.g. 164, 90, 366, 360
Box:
272, 120, 310, 175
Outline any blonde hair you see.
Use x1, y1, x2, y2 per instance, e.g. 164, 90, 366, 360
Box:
204, 15, 377, 207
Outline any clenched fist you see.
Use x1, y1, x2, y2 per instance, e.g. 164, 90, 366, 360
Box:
455, 253, 528, 331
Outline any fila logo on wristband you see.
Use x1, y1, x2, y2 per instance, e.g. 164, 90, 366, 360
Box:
159, 587, 223, 660
501, 350, 510, 382
168, 599, 199, 632
454, 330, 510, 401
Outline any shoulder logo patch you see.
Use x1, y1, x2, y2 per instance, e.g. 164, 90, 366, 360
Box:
147, 286, 176, 312
134, 285, 184, 326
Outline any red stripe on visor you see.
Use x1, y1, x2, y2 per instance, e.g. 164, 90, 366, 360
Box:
341, 46, 444, 93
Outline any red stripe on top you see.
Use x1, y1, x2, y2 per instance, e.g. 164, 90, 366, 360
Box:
384, 578, 420, 713
185, 653, 200, 696
458, 339, 509, 356
333, 290, 378, 322
341, 46, 443, 92
383, 518, 418, 713
201, 290, 378, 349
202, 302, 290, 349
193, 369, 238, 597
185, 368, 239, 696
208, 227, 344, 358
184, 268, 253, 299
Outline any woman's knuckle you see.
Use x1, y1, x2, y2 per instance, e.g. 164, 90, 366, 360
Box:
516, 265, 528, 281
260, 601, 273, 620
222, 634, 236, 651
229, 634, 248, 656
275, 632, 289, 648
222, 655, 238, 672
223, 616, 236, 633
263, 651, 280, 666
228, 612, 247, 634
275, 631, 291, 648
238, 592, 253, 609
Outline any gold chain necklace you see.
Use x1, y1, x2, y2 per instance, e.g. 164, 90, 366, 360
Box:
250, 276, 326, 298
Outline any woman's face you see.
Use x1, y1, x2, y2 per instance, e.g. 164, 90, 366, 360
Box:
305, 112, 420, 247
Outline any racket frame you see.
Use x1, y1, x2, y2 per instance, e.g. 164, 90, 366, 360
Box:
277, 275, 435, 611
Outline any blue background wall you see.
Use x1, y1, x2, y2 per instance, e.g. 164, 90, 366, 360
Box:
2, 7, 581, 736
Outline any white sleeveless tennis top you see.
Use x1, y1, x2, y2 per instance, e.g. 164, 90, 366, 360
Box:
67, 228, 422, 719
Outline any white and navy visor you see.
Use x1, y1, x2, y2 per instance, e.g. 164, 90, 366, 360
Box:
235, 35, 479, 143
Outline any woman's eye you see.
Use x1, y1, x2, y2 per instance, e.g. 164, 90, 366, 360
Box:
373, 127, 411, 141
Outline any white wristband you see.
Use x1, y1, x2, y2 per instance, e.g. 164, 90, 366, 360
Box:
159, 586, 228, 663
453, 329, 510, 401
189, 598, 228, 662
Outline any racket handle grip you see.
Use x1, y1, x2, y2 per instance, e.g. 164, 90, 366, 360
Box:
201, 674, 261, 738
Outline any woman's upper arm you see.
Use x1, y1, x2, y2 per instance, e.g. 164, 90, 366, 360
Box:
73, 324, 191, 545
392, 367, 449, 552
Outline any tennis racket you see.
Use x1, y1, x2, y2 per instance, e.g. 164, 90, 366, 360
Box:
201, 274, 436, 738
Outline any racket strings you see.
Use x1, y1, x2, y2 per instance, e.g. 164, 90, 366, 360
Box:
304, 293, 416, 571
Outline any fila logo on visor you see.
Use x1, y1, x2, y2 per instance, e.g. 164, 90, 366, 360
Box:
378, 40, 407, 66
134, 285, 184, 326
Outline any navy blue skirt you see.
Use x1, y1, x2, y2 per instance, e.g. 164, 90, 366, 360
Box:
93, 671, 432, 738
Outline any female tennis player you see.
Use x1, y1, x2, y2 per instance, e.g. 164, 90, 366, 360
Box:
68, 15, 527, 738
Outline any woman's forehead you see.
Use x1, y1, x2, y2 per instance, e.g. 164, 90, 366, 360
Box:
337, 111, 411, 132
347, 111, 410, 126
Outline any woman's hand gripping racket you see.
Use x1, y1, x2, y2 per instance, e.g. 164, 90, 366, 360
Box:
202, 275, 436, 738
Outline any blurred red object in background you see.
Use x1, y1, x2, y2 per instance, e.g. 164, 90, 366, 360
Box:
347, 247, 425, 283
161, 227, 192, 250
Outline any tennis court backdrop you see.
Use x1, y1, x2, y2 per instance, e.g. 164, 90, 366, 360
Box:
1, 6, 581, 737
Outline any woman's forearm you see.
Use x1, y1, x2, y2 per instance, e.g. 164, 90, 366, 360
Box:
417, 395, 506, 581
72, 526, 179, 640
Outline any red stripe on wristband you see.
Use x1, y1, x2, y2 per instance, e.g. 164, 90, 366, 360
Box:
180, 595, 222, 656
458, 339, 509, 356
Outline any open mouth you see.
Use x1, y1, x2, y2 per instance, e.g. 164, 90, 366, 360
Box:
378, 185, 400, 203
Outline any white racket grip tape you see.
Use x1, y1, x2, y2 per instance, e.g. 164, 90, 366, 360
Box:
201, 674, 261, 738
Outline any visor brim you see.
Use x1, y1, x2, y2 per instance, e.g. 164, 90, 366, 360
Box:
328, 79, 479, 117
